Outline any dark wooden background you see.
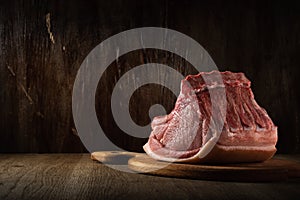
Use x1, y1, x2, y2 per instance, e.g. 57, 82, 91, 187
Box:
0, 0, 299, 153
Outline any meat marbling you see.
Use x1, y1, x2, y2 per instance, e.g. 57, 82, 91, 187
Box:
143, 71, 277, 163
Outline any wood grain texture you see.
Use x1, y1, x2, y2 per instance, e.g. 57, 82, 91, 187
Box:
0, 154, 300, 200
91, 151, 300, 182
128, 153, 300, 182
1, 0, 300, 153
91, 151, 140, 164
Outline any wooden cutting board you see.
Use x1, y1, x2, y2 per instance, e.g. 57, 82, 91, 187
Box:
91, 151, 300, 182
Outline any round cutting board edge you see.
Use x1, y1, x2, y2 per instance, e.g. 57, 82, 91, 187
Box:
128, 153, 300, 182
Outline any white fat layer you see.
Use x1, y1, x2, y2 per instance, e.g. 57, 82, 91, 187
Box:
143, 135, 219, 163
143, 133, 276, 163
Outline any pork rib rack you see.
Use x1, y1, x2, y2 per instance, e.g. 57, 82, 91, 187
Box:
143, 71, 277, 163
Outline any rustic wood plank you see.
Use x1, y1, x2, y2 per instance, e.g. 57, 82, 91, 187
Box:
1, 0, 300, 153
0, 154, 300, 199
91, 151, 300, 182
129, 154, 300, 182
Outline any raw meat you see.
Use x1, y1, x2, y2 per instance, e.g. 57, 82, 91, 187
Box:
143, 71, 277, 163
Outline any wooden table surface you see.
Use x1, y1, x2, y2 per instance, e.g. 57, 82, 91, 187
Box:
0, 154, 299, 200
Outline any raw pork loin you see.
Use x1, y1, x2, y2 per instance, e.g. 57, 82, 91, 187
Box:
143, 71, 277, 163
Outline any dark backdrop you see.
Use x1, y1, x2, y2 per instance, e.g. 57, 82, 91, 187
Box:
0, 0, 299, 153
